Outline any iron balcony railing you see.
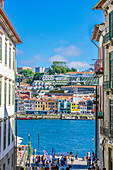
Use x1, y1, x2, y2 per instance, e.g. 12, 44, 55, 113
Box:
100, 126, 113, 139
103, 81, 113, 90
94, 59, 104, 75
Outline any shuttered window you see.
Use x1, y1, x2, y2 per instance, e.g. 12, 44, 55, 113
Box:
110, 52, 113, 81
13, 51, 15, 70
9, 83, 11, 105
8, 119, 10, 146
5, 43, 7, 65
9, 47, 11, 68
110, 100, 113, 130
109, 11, 113, 39
4, 120, 6, 150
12, 85, 14, 105
4, 81, 6, 105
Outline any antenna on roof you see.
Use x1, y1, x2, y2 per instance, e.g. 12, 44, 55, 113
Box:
0, 0, 4, 8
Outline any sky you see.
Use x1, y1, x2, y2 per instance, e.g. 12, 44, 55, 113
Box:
4, 0, 104, 70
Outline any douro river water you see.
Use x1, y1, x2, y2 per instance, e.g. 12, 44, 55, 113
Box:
17, 119, 95, 158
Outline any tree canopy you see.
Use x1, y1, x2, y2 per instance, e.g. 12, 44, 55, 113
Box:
20, 69, 34, 78
48, 61, 77, 75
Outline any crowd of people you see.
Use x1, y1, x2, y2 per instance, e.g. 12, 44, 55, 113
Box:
24, 150, 102, 170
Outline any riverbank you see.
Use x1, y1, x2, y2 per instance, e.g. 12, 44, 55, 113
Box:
16, 114, 95, 120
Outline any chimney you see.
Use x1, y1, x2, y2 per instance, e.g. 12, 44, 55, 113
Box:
0, 0, 4, 8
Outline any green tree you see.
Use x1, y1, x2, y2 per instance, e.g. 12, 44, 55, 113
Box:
20, 69, 34, 78
27, 78, 33, 85
34, 73, 44, 80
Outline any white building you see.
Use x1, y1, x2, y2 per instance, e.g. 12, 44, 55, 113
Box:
0, 1, 22, 170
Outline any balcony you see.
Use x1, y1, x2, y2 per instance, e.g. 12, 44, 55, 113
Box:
103, 81, 113, 90
94, 59, 103, 78
100, 126, 113, 139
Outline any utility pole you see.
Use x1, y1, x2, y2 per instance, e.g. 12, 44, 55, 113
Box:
38, 132, 39, 155
95, 85, 98, 169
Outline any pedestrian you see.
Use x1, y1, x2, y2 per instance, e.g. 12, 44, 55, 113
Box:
75, 153, 78, 160
71, 155, 74, 164
34, 148, 36, 155
61, 156, 64, 165
59, 163, 65, 170
40, 165, 45, 170
45, 164, 49, 170
54, 164, 59, 170
26, 164, 32, 170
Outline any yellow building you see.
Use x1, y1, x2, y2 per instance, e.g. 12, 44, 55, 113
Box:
44, 98, 58, 113
71, 102, 80, 113
35, 99, 44, 111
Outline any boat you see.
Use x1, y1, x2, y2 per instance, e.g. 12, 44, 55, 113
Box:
16, 117, 31, 120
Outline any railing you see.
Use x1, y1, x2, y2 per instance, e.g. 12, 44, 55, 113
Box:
94, 59, 104, 75
100, 126, 113, 138
103, 81, 113, 90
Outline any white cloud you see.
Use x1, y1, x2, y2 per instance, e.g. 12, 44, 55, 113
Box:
54, 45, 80, 57
16, 49, 24, 55
68, 61, 90, 69
49, 55, 68, 63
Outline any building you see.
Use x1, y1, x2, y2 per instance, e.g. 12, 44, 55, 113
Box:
16, 99, 35, 113
44, 98, 58, 113
35, 99, 43, 111
42, 74, 69, 85
0, 1, 22, 169
66, 71, 98, 85
35, 67, 50, 73
61, 85, 96, 94
58, 99, 71, 114
92, 1, 113, 169
71, 102, 80, 114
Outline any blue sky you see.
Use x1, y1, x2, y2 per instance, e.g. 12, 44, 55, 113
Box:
5, 0, 104, 70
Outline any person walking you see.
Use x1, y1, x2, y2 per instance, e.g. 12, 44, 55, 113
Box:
59, 163, 65, 170
26, 164, 32, 170
40, 165, 45, 170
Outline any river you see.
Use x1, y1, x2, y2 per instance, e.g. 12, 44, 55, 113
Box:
17, 119, 95, 158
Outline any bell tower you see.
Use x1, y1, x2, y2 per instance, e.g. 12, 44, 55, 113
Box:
0, 0, 4, 8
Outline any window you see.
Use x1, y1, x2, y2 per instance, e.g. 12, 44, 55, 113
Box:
110, 52, 113, 82
9, 47, 11, 68
13, 51, 15, 70
12, 118, 14, 142
12, 85, 14, 105
9, 83, 11, 105
0, 79, 1, 106
8, 119, 10, 146
109, 11, 113, 39
110, 100, 113, 130
8, 158, 10, 165
4, 120, 6, 150
3, 163, 5, 170
0, 38, 2, 61
5, 43, 7, 65
12, 154, 13, 167
4, 81, 6, 105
